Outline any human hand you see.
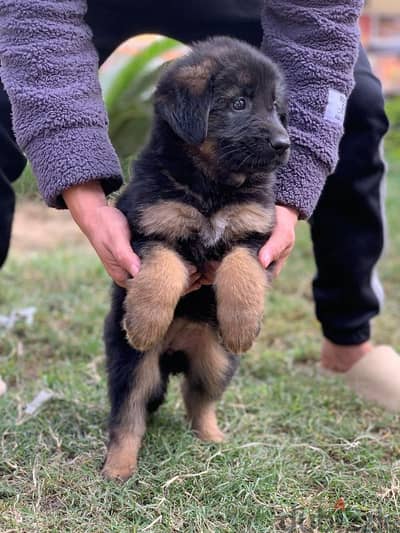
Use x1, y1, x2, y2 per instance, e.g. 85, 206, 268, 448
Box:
258, 205, 298, 276
183, 263, 203, 294
63, 181, 203, 290
191, 206, 299, 284
63, 182, 141, 287
184, 203, 299, 291
80, 204, 201, 290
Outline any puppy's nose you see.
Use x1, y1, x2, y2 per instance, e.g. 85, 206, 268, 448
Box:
269, 136, 290, 154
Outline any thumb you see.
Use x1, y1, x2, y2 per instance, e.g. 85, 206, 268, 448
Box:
111, 238, 141, 279
118, 248, 141, 278
258, 238, 277, 269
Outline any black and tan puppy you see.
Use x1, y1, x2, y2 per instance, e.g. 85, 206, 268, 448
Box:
102, 37, 290, 480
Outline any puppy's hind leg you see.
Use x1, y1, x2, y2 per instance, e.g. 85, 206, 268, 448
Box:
123, 244, 189, 351
171, 321, 239, 442
103, 345, 164, 481
102, 294, 165, 481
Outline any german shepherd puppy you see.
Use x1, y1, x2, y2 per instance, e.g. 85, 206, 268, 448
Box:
102, 37, 290, 480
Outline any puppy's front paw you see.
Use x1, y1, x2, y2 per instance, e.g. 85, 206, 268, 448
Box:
218, 307, 261, 354
215, 247, 267, 354
122, 249, 188, 351
123, 304, 174, 352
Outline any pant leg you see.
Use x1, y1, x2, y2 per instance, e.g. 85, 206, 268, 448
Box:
310, 46, 389, 345
0, 79, 27, 268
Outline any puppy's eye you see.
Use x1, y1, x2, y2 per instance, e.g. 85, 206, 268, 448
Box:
232, 97, 246, 111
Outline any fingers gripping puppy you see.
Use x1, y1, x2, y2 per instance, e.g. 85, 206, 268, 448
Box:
102, 37, 290, 481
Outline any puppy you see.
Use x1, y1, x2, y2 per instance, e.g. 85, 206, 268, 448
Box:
102, 37, 290, 481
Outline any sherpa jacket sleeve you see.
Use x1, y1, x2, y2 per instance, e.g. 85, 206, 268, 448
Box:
261, 0, 364, 219
0, 0, 122, 208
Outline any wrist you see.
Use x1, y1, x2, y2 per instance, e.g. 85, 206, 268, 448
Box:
276, 204, 299, 225
63, 181, 107, 234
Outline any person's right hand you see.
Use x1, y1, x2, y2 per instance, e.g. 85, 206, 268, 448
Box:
82, 203, 142, 287
63, 181, 141, 287
62, 181, 202, 291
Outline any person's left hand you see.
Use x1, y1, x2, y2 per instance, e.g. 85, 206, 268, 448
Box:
258, 205, 298, 276
189, 204, 299, 287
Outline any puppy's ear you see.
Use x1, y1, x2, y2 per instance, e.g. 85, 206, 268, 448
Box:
155, 59, 214, 145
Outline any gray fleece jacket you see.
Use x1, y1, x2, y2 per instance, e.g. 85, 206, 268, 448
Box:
0, 0, 363, 219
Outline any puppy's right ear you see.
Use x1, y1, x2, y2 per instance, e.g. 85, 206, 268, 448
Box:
154, 59, 214, 145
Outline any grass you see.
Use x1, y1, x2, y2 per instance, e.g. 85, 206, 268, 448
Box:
1, 152, 400, 532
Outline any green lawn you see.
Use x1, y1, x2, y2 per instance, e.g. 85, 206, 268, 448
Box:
1, 155, 400, 532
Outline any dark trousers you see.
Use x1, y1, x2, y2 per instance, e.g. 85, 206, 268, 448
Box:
0, 1, 389, 346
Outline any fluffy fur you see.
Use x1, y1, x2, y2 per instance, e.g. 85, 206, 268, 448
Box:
102, 37, 290, 481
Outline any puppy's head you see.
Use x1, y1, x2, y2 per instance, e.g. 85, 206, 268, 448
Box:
154, 37, 290, 179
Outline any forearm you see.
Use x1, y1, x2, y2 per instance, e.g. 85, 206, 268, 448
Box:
261, 0, 363, 219
0, 0, 122, 208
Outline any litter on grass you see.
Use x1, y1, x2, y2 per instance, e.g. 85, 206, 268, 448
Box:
0, 306, 37, 330
25, 390, 55, 416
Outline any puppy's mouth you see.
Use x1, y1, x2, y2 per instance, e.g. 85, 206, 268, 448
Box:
223, 147, 290, 173
248, 150, 290, 170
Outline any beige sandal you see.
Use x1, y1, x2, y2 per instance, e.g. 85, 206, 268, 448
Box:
343, 346, 400, 411
321, 345, 400, 412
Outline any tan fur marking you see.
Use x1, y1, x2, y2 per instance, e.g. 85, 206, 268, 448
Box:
138, 201, 204, 242
182, 382, 225, 443
215, 246, 268, 354
187, 140, 218, 178
102, 345, 162, 481
198, 202, 274, 247
177, 60, 213, 95
102, 433, 142, 481
123, 246, 189, 351
212, 202, 274, 243
129, 343, 162, 405
198, 139, 217, 161
228, 172, 247, 187
139, 200, 273, 247
166, 320, 228, 441
168, 320, 229, 395
237, 71, 252, 85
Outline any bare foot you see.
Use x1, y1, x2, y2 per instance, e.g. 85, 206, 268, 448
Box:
320, 339, 373, 373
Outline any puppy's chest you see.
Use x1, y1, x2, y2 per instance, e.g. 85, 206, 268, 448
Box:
137, 200, 274, 249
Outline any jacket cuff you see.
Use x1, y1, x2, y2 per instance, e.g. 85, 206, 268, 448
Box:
275, 143, 331, 220
26, 127, 123, 208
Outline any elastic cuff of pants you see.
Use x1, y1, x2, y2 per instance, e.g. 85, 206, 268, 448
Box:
322, 323, 371, 346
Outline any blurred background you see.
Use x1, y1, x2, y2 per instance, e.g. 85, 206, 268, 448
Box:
361, 0, 400, 96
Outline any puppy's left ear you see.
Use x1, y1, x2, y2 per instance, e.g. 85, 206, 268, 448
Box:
155, 60, 214, 145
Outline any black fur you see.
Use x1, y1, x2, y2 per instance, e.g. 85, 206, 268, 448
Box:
103, 37, 289, 467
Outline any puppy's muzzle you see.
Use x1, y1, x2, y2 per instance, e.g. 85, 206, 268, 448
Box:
268, 134, 290, 155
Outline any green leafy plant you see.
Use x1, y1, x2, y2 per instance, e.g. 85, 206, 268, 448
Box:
100, 37, 185, 169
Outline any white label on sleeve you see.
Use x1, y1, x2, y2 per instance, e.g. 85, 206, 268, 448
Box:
324, 89, 347, 125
